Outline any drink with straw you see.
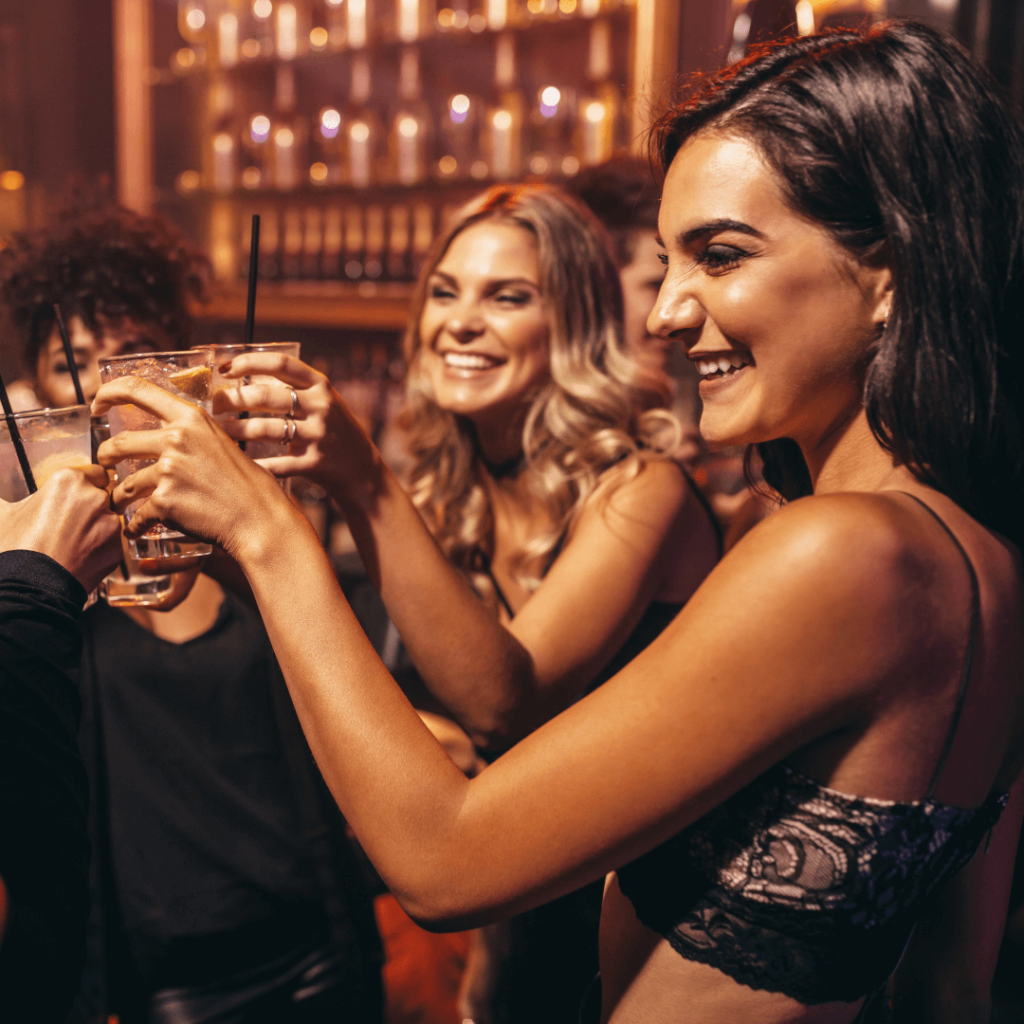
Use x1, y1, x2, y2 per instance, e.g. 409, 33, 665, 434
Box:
98, 350, 214, 561
0, 404, 92, 501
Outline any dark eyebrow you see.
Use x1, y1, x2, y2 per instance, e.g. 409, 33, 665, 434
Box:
678, 219, 765, 247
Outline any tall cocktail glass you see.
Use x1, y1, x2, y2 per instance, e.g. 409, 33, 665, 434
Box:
98, 350, 214, 561
193, 341, 301, 481
0, 404, 92, 501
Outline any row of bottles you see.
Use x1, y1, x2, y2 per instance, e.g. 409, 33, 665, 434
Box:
178, 0, 628, 66
232, 196, 447, 281
199, 26, 620, 193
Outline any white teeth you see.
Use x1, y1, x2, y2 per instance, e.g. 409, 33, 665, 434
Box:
696, 353, 751, 378
443, 352, 500, 369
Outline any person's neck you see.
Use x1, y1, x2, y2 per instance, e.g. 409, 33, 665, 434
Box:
800, 406, 908, 495
123, 573, 225, 645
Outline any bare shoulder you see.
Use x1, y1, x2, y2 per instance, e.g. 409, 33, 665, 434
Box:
712, 491, 939, 624
584, 457, 690, 526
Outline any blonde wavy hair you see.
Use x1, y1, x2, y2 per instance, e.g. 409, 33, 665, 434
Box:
402, 184, 680, 606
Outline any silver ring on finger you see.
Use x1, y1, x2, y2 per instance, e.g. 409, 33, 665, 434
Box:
282, 415, 297, 444
288, 387, 299, 415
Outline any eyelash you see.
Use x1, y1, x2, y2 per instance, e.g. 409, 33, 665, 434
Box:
657, 252, 668, 266
694, 245, 748, 271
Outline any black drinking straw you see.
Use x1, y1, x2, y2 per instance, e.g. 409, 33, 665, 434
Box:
244, 214, 260, 346
0, 368, 36, 494
53, 303, 86, 406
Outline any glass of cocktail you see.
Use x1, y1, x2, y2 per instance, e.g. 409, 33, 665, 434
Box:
194, 341, 301, 488
0, 404, 92, 501
98, 350, 214, 561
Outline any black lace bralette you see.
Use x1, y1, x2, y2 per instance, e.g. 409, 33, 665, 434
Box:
616, 494, 1010, 1005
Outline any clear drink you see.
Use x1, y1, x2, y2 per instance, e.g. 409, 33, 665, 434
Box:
0, 405, 92, 502
99, 534, 174, 607
99, 351, 215, 561
193, 341, 301, 472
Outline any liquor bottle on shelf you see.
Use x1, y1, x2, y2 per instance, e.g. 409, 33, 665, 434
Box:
322, 205, 344, 277
364, 205, 386, 279
282, 206, 304, 277
205, 75, 239, 193
484, 33, 525, 180
248, 0, 276, 56
346, 0, 374, 48
178, 0, 210, 44
437, 87, 484, 181
344, 206, 365, 279
392, 0, 436, 42
313, 0, 346, 48
389, 47, 432, 186
241, 110, 272, 189
302, 206, 323, 277
274, 0, 310, 58
214, 2, 240, 67
527, 82, 577, 178
411, 201, 434, 275
387, 204, 411, 280
345, 55, 382, 188
270, 64, 307, 191
520, 0, 557, 23
577, 19, 620, 167
310, 106, 344, 185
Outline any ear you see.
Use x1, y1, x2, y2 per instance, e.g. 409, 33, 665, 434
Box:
870, 263, 893, 328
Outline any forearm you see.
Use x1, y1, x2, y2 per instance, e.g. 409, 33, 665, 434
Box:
237, 505, 483, 919
336, 461, 538, 751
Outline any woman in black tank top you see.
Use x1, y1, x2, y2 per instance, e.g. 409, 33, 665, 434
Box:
98, 20, 1024, 1024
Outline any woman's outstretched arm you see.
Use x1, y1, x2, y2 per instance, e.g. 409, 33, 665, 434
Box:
93, 377, 969, 931
212, 353, 709, 753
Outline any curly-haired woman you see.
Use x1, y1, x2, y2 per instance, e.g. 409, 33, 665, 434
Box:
0, 200, 206, 411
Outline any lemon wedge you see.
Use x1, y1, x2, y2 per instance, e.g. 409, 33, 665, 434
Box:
168, 366, 212, 401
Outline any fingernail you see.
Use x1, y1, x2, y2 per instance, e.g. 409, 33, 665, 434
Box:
218, 360, 234, 374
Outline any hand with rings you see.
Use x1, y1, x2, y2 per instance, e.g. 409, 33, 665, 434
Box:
213, 352, 383, 500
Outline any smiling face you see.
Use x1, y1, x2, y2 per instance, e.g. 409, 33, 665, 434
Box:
35, 315, 166, 408
419, 219, 551, 438
649, 133, 891, 453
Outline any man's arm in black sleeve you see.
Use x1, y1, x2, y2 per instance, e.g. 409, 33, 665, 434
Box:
0, 550, 90, 1024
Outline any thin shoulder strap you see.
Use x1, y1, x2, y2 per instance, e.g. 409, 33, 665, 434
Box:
476, 548, 517, 620
681, 467, 725, 559
899, 492, 981, 799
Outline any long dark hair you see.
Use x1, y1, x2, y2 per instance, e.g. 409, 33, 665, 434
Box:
652, 21, 1024, 547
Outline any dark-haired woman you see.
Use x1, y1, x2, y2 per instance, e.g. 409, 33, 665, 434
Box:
96, 22, 1024, 1023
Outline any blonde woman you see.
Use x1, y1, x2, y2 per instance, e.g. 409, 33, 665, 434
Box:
216, 185, 719, 756
212, 185, 720, 1021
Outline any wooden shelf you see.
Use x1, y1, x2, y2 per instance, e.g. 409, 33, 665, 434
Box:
195, 281, 413, 330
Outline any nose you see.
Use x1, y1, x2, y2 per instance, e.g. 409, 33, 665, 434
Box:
445, 296, 486, 344
647, 272, 705, 348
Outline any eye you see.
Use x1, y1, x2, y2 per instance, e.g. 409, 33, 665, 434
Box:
494, 291, 530, 306
657, 252, 668, 266
695, 244, 748, 272
429, 283, 456, 300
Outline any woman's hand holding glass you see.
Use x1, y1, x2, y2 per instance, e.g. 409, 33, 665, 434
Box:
211, 353, 381, 502
92, 375, 300, 565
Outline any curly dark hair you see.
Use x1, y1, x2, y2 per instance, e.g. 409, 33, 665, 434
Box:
567, 155, 661, 268
0, 199, 208, 368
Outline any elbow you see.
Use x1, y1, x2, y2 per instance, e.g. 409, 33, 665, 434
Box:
391, 886, 490, 934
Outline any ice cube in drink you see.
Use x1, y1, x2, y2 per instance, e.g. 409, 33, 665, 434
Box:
0, 405, 92, 502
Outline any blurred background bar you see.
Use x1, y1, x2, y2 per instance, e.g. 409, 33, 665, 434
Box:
0, 0, 1020, 390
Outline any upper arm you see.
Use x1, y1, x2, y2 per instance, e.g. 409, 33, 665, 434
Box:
415, 496, 922, 924
506, 460, 695, 700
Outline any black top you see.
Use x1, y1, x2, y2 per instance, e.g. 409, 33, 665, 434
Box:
616, 494, 1007, 1005
74, 589, 382, 1012
85, 594, 321, 940
0, 550, 90, 1024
